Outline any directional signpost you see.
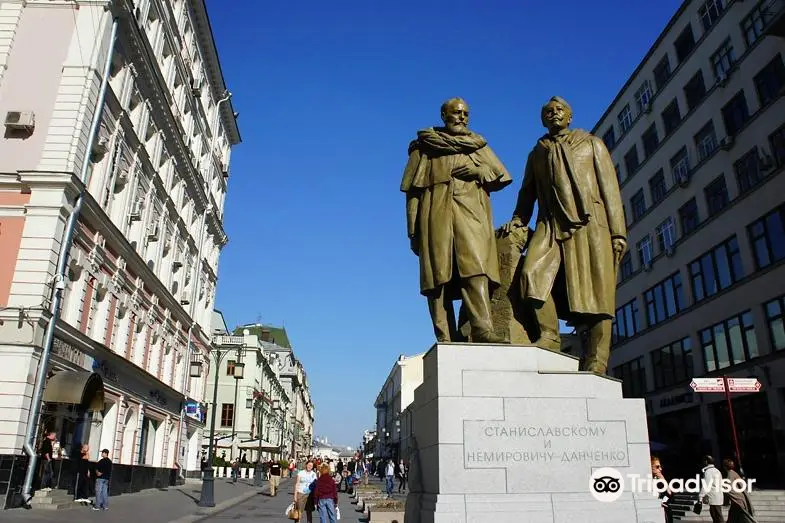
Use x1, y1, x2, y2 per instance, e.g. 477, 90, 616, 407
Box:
689, 376, 762, 476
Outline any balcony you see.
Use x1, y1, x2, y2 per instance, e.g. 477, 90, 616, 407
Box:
765, 0, 785, 37
212, 335, 244, 346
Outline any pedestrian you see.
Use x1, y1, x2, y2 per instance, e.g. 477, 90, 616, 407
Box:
231, 458, 240, 483
74, 444, 92, 503
697, 455, 723, 523
313, 463, 338, 523
396, 458, 408, 493
385, 459, 395, 498
93, 449, 112, 511
651, 456, 673, 523
723, 458, 756, 523
268, 459, 281, 496
38, 431, 56, 491
293, 460, 317, 523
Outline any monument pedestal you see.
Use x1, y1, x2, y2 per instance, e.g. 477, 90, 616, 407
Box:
404, 343, 665, 523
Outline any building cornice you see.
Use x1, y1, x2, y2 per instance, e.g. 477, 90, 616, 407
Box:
187, 0, 241, 145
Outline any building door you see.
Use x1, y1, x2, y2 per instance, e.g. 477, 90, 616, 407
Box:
712, 393, 779, 486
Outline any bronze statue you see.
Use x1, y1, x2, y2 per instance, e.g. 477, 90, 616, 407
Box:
401, 98, 513, 343
501, 96, 627, 374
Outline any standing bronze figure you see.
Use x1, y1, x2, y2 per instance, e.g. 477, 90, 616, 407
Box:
502, 96, 627, 374
401, 98, 512, 343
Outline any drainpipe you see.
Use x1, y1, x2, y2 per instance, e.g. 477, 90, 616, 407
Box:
21, 16, 118, 504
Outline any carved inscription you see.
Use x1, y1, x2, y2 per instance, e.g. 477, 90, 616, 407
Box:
464, 422, 628, 468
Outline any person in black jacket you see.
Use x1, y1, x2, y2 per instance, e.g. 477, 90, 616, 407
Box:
74, 444, 92, 504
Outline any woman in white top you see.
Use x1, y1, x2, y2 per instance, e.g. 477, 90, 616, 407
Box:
294, 460, 317, 522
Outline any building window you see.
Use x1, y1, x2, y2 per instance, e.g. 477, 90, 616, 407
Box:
679, 198, 700, 235
649, 170, 667, 205
700, 310, 758, 372
721, 91, 750, 136
638, 235, 653, 268
684, 70, 707, 111
620, 251, 634, 281
653, 55, 672, 91
624, 145, 640, 176
747, 204, 785, 269
651, 337, 694, 389
613, 299, 642, 344
245, 398, 253, 409
670, 147, 690, 185
615, 163, 623, 184
602, 127, 617, 150
689, 235, 744, 303
644, 272, 685, 327
765, 295, 785, 351
753, 54, 785, 107
694, 120, 718, 161
661, 99, 682, 135
770, 124, 785, 168
699, 0, 725, 31
741, 2, 771, 48
226, 360, 236, 376
635, 80, 653, 114
710, 38, 735, 81
674, 24, 696, 63
618, 104, 633, 134
734, 147, 764, 195
220, 403, 234, 427
704, 175, 729, 217
656, 216, 677, 253
631, 189, 646, 221
642, 124, 659, 158
613, 357, 646, 398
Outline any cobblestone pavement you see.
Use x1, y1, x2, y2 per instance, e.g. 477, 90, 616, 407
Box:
199, 476, 407, 522
2, 477, 267, 523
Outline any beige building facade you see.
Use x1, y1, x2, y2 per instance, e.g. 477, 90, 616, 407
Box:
0, 0, 239, 483
595, 0, 785, 485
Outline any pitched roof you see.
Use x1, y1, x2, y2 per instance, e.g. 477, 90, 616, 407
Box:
233, 323, 292, 349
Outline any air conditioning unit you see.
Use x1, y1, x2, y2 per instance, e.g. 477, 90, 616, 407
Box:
129, 199, 143, 221
180, 299, 190, 306
720, 136, 734, 150
191, 78, 202, 97
5, 111, 35, 131
665, 245, 676, 257
644, 102, 652, 114
760, 151, 774, 171
717, 72, 730, 87
172, 258, 183, 269
147, 221, 160, 241
642, 260, 653, 272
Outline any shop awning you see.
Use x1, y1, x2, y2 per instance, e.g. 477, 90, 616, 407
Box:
236, 439, 281, 451
42, 371, 105, 411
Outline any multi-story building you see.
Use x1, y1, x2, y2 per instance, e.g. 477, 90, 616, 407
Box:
375, 353, 424, 461
595, 0, 785, 485
234, 324, 315, 460
0, 0, 240, 498
204, 312, 289, 464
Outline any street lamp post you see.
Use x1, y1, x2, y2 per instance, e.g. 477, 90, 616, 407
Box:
253, 394, 265, 487
195, 346, 243, 507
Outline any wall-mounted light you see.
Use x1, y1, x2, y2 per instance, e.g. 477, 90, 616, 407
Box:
233, 362, 245, 379
189, 360, 203, 378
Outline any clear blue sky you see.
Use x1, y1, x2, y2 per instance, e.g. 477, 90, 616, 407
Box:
208, 0, 682, 447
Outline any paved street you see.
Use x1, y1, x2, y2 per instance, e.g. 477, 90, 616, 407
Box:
3, 477, 266, 523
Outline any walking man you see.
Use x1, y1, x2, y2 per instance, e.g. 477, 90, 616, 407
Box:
268, 459, 281, 496
38, 431, 56, 491
698, 455, 723, 523
93, 449, 112, 511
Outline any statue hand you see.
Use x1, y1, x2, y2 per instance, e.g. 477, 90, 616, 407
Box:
409, 236, 420, 256
500, 216, 524, 236
451, 164, 484, 181
612, 238, 627, 265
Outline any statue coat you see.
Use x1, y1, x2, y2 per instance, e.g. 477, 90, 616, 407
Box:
401, 138, 512, 297
513, 129, 626, 319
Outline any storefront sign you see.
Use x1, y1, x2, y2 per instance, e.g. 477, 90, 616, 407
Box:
660, 392, 694, 408
92, 359, 119, 382
149, 389, 168, 407
52, 337, 86, 367
185, 400, 203, 421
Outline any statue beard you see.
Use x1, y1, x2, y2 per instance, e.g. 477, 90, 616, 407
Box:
444, 123, 470, 135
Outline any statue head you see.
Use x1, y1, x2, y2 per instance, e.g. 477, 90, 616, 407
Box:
440, 97, 470, 135
541, 96, 573, 135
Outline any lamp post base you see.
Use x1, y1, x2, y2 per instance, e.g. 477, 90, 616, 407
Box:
197, 467, 216, 507
254, 460, 265, 487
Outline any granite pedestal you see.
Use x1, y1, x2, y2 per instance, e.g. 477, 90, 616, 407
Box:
404, 343, 665, 523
